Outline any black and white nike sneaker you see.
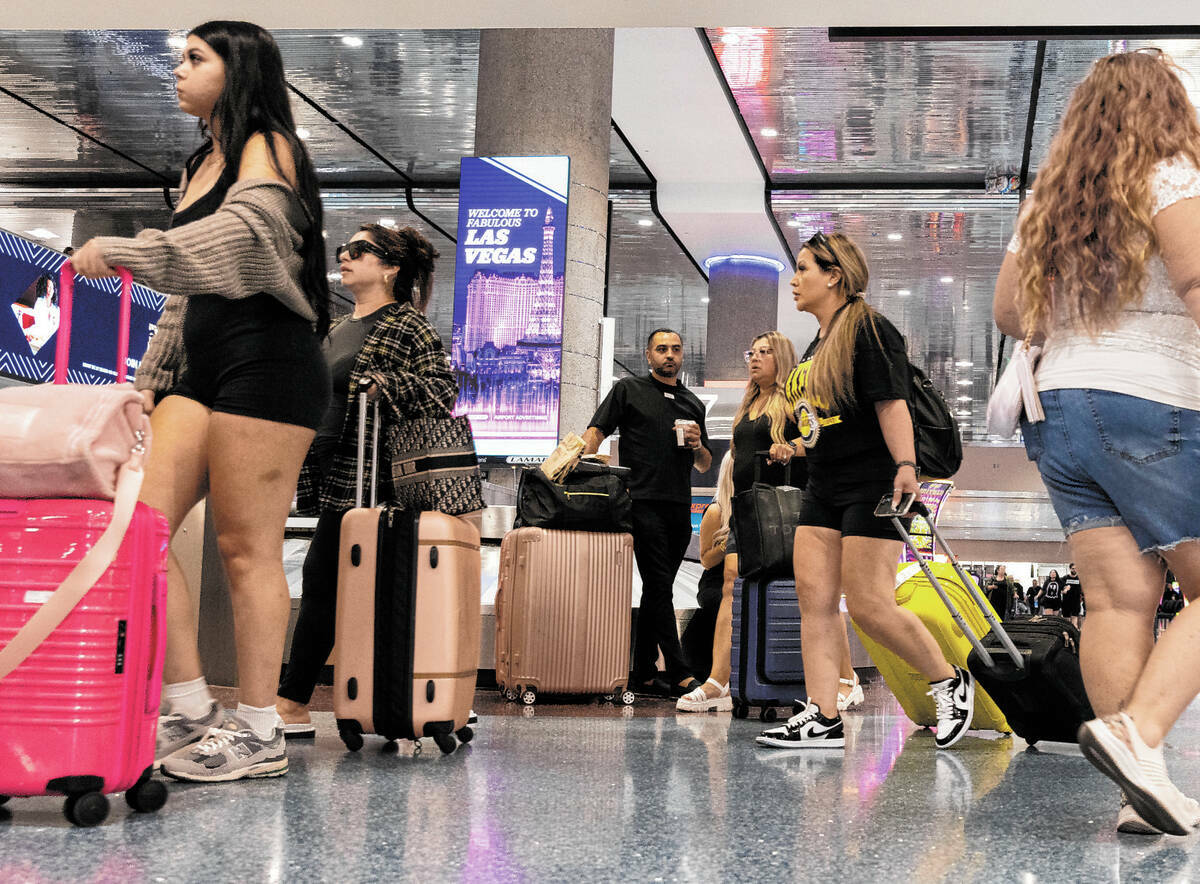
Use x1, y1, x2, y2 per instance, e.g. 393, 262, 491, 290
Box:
928, 666, 975, 749
755, 701, 845, 749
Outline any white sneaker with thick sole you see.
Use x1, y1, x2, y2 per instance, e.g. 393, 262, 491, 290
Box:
1117, 791, 1200, 835
929, 666, 975, 749
1080, 713, 1196, 836
676, 678, 732, 713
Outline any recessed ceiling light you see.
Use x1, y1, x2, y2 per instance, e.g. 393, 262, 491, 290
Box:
721, 33, 740, 45
940, 276, 954, 283
787, 220, 802, 227
897, 289, 911, 296
957, 409, 972, 417
887, 233, 903, 241
25, 228, 58, 240
957, 396, 972, 402
761, 127, 778, 138
296, 128, 311, 140
341, 35, 364, 48
378, 217, 396, 228
957, 379, 971, 386
167, 35, 187, 50
637, 219, 653, 227
955, 360, 974, 368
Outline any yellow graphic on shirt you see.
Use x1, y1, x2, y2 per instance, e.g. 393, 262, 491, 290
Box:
785, 360, 842, 449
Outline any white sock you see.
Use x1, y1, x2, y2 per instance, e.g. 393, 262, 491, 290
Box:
162, 676, 214, 720
237, 703, 280, 740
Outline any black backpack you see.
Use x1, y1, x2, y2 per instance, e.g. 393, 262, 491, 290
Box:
908, 361, 962, 479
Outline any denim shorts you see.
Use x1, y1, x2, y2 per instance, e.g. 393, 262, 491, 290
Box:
1021, 389, 1200, 553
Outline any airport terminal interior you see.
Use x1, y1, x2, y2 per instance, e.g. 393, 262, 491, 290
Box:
2, 16, 1200, 882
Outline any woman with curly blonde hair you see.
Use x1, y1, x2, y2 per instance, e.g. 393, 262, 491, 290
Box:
994, 48, 1200, 835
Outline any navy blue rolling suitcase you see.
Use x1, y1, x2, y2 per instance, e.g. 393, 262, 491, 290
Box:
730, 577, 805, 722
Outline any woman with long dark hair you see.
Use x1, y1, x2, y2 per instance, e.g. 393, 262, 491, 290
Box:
757, 232, 973, 751
71, 21, 331, 782
994, 49, 1200, 834
276, 222, 455, 734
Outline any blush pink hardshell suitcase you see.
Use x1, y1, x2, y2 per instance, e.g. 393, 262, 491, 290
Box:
495, 527, 636, 706
334, 396, 481, 755
0, 263, 170, 827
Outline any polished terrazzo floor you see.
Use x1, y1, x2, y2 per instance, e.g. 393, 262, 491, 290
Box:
5, 679, 1200, 883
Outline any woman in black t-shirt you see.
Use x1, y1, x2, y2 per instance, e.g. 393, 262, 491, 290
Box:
757, 231, 973, 752
1042, 570, 1063, 616
679, 331, 804, 712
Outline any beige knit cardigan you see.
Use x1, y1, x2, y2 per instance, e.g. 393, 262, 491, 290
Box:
91, 178, 317, 396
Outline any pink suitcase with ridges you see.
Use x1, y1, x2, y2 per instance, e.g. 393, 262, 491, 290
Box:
0, 263, 170, 826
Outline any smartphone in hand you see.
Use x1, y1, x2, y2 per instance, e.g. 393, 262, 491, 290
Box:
874, 493, 916, 518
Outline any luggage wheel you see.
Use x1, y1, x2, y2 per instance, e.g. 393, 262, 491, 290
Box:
433, 732, 457, 755
456, 726, 474, 744
124, 778, 168, 814
520, 687, 537, 706
732, 701, 749, 720
502, 687, 519, 703
337, 719, 365, 752
758, 706, 779, 723
64, 791, 109, 828
615, 689, 636, 707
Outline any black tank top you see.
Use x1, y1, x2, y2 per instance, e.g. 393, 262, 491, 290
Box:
170, 163, 231, 230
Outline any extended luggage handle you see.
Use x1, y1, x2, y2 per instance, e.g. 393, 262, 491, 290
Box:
57, 262, 134, 385
881, 497, 1025, 672
355, 389, 382, 509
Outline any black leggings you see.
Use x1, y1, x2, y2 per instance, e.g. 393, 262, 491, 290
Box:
277, 508, 347, 705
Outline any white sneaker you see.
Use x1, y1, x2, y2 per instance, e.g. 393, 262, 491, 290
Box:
928, 666, 975, 749
1117, 792, 1200, 835
837, 674, 864, 712
676, 678, 732, 713
755, 700, 845, 749
1079, 712, 1196, 836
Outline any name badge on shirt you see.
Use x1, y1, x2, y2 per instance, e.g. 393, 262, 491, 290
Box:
663, 392, 675, 400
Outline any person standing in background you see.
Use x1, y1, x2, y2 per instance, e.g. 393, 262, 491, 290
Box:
584, 328, 712, 698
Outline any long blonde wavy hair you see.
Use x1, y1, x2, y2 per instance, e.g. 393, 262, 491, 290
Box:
713, 451, 734, 536
733, 331, 799, 446
802, 233, 882, 410
1017, 49, 1200, 336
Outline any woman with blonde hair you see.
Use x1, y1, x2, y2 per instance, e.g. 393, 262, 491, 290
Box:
758, 232, 973, 750
994, 49, 1200, 835
678, 331, 800, 711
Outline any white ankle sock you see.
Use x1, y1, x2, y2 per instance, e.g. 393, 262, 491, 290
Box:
237, 703, 280, 740
162, 676, 214, 720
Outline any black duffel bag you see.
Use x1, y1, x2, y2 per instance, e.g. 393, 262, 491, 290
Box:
734, 453, 804, 579
515, 464, 633, 533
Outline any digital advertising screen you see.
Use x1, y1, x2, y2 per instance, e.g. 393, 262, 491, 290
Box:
450, 156, 569, 460
0, 229, 165, 384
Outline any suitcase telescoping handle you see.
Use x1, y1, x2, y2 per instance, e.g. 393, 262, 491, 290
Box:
354, 388, 381, 509
880, 497, 1025, 672
56, 261, 134, 385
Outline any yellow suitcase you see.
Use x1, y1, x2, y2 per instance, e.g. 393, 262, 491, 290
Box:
853, 561, 1011, 733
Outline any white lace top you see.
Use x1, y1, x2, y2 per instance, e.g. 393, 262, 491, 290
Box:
1008, 154, 1200, 411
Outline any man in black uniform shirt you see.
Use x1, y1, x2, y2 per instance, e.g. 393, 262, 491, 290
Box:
583, 328, 712, 697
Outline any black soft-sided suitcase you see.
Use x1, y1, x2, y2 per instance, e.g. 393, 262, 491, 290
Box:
967, 615, 1093, 745
880, 496, 1092, 746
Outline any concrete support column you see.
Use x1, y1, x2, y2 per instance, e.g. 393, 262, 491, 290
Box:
703, 256, 782, 382
474, 29, 614, 437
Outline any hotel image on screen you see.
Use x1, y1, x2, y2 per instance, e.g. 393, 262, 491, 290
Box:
451, 156, 570, 460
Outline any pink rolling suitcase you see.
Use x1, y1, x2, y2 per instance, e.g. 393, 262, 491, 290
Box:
0, 263, 170, 827
334, 396, 481, 755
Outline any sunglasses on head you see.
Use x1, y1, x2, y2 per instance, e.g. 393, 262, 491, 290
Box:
335, 240, 392, 262
805, 230, 830, 252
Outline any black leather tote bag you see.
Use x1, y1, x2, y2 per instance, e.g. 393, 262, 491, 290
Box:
734, 453, 805, 579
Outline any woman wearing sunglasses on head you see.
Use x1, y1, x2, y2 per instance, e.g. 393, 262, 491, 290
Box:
275, 223, 454, 735
69, 21, 331, 783
756, 231, 974, 751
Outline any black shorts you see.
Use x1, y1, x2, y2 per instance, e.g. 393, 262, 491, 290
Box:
173, 294, 331, 430
797, 480, 911, 541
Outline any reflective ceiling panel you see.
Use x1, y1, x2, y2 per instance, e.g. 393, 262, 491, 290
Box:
772, 190, 1020, 441
1029, 39, 1200, 174
609, 129, 652, 187
708, 28, 1037, 184
607, 191, 709, 385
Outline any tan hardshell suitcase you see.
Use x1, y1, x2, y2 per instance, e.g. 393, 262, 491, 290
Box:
333, 395, 481, 754
495, 527, 636, 707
